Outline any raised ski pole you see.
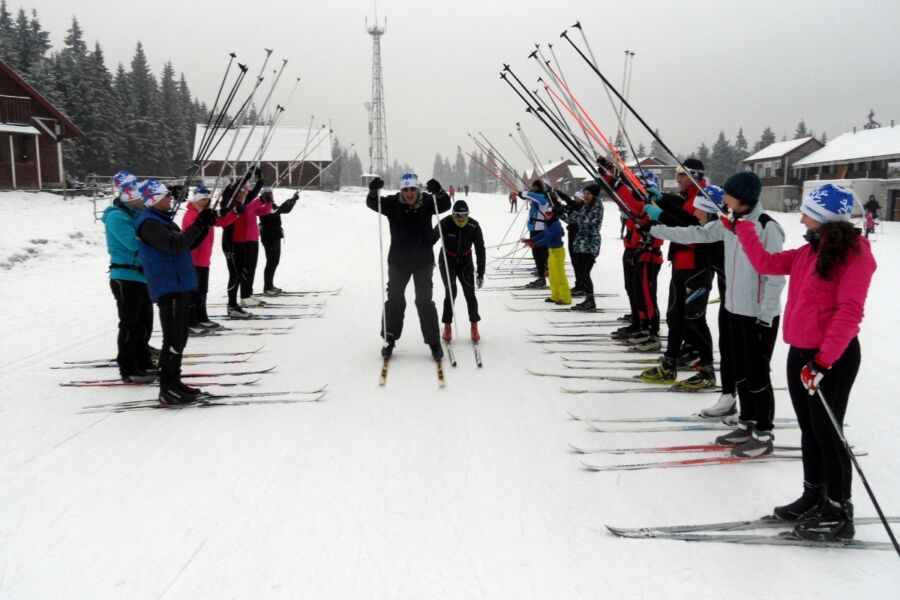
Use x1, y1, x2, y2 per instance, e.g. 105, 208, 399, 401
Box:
560, 27, 723, 213
475, 132, 530, 187
814, 388, 900, 558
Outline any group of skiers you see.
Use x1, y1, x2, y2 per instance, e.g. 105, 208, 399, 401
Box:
526, 155, 876, 543
366, 172, 486, 362
102, 169, 298, 405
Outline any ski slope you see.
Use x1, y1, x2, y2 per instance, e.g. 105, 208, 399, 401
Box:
0, 189, 897, 598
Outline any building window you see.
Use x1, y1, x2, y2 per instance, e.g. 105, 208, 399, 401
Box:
15, 136, 34, 163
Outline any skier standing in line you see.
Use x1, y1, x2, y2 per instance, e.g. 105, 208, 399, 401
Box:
234, 184, 273, 306
258, 190, 299, 295
182, 183, 238, 333
135, 179, 217, 405
432, 199, 486, 342
639, 158, 716, 383
102, 171, 156, 383
733, 183, 876, 541
367, 172, 451, 361
523, 204, 571, 305
519, 180, 552, 288
651, 172, 786, 456
559, 184, 604, 311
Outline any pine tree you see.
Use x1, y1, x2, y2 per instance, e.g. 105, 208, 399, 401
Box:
112, 63, 133, 170
821, 131, 828, 144
636, 142, 647, 158
695, 143, 711, 173
794, 119, 809, 139
432, 153, 444, 181
158, 62, 182, 174
452, 147, 467, 188
734, 128, 749, 161
0, 0, 15, 65
127, 42, 163, 174
753, 127, 776, 152
649, 130, 667, 163
708, 131, 735, 184
55, 18, 89, 175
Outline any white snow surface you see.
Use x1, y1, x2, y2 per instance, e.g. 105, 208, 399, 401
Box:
0, 190, 898, 599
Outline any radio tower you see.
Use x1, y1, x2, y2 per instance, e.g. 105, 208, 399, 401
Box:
366, 11, 388, 175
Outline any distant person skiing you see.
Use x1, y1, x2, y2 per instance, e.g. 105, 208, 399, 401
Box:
464, 184, 469, 197
448, 184, 456, 201
863, 195, 880, 238
367, 172, 451, 361
508, 191, 518, 212
432, 200, 486, 342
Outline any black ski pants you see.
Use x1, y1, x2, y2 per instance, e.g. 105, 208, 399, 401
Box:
156, 291, 192, 392
224, 241, 242, 307
240, 240, 259, 299
262, 236, 281, 291
189, 266, 210, 325
622, 248, 637, 321
530, 230, 548, 278
787, 339, 860, 502
109, 279, 154, 377
571, 253, 596, 297
730, 312, 780, 431
664, 267, 714, 365
383, 262, 441, 345
439, 260, 480, 324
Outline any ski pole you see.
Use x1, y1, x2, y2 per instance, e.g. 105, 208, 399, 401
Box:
461, 147, 517, 191
375, 186, 389, 352
475, 132, 530, 187
560, 27, 723, 213
547, 42, 598, 157
814, 388, 900, 558
466, 139, 519, 190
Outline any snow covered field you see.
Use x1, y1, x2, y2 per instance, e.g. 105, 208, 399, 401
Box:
0, 189, 898, 598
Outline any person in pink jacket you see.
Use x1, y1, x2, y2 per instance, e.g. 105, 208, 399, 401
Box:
234, 186, 274, 306
732, 183, 876, 542
182, 183, 238, 331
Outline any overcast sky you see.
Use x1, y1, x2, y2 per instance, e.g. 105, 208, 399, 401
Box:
21, 0, 900, 183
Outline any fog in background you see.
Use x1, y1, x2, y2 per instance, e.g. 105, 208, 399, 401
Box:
22, 0, 900, 181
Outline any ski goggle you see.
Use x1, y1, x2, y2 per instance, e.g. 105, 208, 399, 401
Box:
452, 212, 469, 219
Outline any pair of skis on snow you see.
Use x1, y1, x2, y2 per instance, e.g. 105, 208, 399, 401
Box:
443, 338, 482, 369
604, 517, 899, 550
379, 357, 446, 387
79, 387, 328, 414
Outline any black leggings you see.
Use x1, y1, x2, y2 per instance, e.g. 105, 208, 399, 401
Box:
224, 242, 242, 307
731, 313, 780, 431
439, 260, 480, 324
530, 230, 548, 277
240, 241, 259, 299
571, 253, 596, 296
156, 292, 192, 392
189, 266, 210, 325
787, 339, 860, 502
262, 236, 281, 290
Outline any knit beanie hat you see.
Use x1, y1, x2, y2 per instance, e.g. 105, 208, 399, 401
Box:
452, 200, 469, 215
400, 172, 419, 190
693, 184, 725, 214
119, 180, 141, 204
723, 171, 762, 207
583, 183, 601, 198
113, 170, 136, 193
801, 183, 855, 223
678, 158, 705, 177
193, 183, 212, 201
138, 179, 170, 207
638, 171, 660, 191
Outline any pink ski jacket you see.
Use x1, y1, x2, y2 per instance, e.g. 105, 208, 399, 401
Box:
234, 197, 273, 243
734, 220, 876, 366
182, 203, 238, 268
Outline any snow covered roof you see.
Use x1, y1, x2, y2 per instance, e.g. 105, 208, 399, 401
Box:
526, 158, 573, 181
0, 123, 39, 136
193, 124, 333, 163
566, 165, 593, 181
793, 127, 900, 167
625, 156, 672, 168
744, 137, 818, 162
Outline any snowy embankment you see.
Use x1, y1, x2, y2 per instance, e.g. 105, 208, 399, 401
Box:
0, 189, 897, 598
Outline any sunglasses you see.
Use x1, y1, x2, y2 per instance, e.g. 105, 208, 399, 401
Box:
452, 212, 469, 218
401, 187, 418, 192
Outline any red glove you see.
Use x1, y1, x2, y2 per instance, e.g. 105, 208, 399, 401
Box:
800, 359, 830, 395
521, 238, 535, 249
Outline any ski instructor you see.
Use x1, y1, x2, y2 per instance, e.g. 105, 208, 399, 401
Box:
367, 172, 452, 361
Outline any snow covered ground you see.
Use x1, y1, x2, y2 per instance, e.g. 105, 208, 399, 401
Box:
0, 188, 898, 598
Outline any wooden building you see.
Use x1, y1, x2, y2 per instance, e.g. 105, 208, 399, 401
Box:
0, 59, 83, 190
741, 137, 824, 211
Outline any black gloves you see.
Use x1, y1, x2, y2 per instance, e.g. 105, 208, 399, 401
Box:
289, 191, 299, 202
369, 177, 384, 191
476, 275, 484, 289
196, 207, 217, 228
426, 179, 442, 194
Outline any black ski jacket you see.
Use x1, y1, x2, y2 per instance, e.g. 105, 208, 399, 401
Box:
431, 216, 486, 276
259, 195, 298, 241
367, 189, 451, 269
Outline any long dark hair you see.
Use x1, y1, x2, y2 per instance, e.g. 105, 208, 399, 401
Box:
813, 221, 862, 281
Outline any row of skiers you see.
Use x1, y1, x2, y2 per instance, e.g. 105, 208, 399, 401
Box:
102, 169, 298, 405
365, 172, 486, 362
529, 154, 875, 542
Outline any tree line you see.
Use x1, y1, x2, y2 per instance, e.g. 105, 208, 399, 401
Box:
0, 1, 211, 180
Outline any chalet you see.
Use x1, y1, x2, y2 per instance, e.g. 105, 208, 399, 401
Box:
792, 125, 900, 221
193, 124, 334, 188
0, 59, 83, 190
741, 137, 824, 211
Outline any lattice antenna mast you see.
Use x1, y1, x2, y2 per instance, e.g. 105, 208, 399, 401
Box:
366, 12, 388, 175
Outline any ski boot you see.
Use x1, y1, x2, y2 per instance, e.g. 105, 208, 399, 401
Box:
638, 356, 677, 383
731, 429, 774, 457
429, 343, 444, 362
242, 296, 264, 307
571, 296, 596, 311
791, 499, 855, 541
699, 393, 737, 418
470, 322, 480, 342
677, 364, 717, 390
381, 335, 395, 360
524, 278, 547, 289
714, 420, 754, 445
122, 370, 157, 384
228, 305, 253, 319
771, 481, 826, 522
158, 387, 200, 406
570, 285, 585, 298
442, 323, 452, 342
